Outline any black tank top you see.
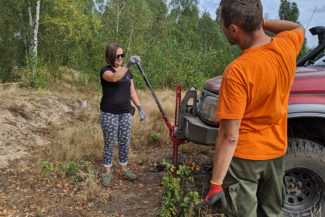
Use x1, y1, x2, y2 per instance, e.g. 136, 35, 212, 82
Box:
100, 65, 133, 114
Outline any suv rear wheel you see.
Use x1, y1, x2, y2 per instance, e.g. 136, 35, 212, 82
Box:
283, 138, 325, 216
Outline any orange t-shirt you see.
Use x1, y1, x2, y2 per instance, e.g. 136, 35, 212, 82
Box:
215, 29, 304, 160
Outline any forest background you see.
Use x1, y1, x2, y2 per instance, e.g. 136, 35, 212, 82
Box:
0, 0, 308, 90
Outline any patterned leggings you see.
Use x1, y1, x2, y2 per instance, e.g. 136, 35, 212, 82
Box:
100, 112, 132, 168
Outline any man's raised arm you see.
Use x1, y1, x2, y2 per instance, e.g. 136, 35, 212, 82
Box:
263, 19, 305, 37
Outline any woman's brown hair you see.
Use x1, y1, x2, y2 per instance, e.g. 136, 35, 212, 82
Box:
105, 42, 122, 67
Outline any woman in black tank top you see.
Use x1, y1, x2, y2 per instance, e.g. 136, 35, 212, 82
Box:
99, 42, 146, 187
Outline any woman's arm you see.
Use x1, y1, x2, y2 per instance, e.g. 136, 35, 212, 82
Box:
130, 79, 141, 106
102, 56, 139, 82
130, 79, 146, 121
102, 66, 129, 83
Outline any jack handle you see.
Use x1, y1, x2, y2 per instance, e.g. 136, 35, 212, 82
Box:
136, 62, 172, 130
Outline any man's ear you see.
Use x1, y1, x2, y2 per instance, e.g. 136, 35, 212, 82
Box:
229, 24, 239, 34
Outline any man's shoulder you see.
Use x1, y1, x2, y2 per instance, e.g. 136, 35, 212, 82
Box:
274, 29, 305, 56
275, 29, 304, 42
226, 55, 249, 72
222, 59, 247, 83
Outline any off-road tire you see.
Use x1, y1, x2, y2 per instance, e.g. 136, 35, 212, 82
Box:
283, 138, 325, 217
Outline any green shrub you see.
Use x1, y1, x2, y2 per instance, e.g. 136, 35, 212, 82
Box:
133, 37, 238, 90
40, 161, 53, 177
35, 206, 42, 217
22, 54, 48, 89
40, 160, 93, 183
149, 132, 161, 145
64, 162, 79, 176
159, 161, 199, 217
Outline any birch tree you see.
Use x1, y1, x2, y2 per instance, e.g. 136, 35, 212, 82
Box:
28, 0, 41, 72
102, 0, 156, 54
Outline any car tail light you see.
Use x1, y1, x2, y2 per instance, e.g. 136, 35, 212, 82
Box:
198, 95, 219, 126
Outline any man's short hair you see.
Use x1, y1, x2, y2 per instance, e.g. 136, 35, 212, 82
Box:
220, 0, 263, 32
105, 42, 122, 67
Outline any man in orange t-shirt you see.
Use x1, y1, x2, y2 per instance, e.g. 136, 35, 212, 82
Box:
195, 0, 305, 216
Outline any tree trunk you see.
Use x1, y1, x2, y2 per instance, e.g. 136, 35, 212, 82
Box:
32, 0, 41, 56
115, 0, 124, 41
126, 3, 135, 53
28, 3, 33, 30
28, 0, 41, 74
116, 0, 119, 38
127, 27, 133, 54
28, 1, 33, 52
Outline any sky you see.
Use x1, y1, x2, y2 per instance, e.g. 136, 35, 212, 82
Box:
198, 0, 325, 48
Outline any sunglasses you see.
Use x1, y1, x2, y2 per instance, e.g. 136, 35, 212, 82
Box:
116, 53, 125, 59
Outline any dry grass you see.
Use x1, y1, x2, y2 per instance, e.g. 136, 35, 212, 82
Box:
179, 142, 214, 155
0, 82, 22, 92
1, 69, 212, 216
130, 88, 177, 148
49, 87, 181, 162
2, 68, 210, 167
51, 123, 103, 163
34, 68, 213, 206
49, 80, 210, 163
76, 170, 104, 203
48, 67, 100, 95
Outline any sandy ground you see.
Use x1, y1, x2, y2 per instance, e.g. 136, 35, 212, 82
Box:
0, 88, 73, 168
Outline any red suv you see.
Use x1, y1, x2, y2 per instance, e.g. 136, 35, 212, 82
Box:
175, 26, 325, 216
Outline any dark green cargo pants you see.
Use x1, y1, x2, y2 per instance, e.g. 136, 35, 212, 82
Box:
223, 156, 286, 217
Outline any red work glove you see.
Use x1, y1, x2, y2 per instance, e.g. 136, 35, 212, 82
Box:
195, 182, 227, 209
